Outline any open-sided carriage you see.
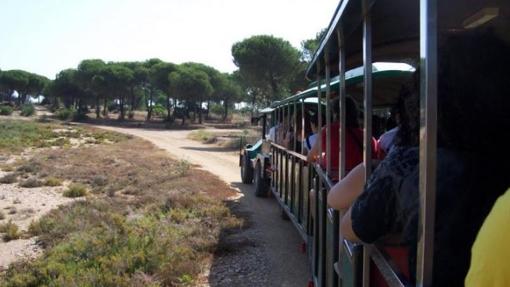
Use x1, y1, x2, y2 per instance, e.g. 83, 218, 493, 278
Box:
240, 1, 509, 286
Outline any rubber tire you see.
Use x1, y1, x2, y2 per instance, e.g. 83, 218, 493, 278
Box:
240, 153, 254, 184
254, 161, 270, 197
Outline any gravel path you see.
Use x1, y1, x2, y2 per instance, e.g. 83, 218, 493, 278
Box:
95, 126, 310, 287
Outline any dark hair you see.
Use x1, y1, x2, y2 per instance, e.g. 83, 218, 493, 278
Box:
437, 30, 510, 154
331, 97, 359, 128
394, 72, 420, 147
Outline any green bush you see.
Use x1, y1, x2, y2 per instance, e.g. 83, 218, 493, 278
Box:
0, 105, 14, 115
152, 104, 166, 118
0, 220, 20, 241
63, 183, 88, 197
44, 177, 62, 187
55, 108, 75, 121
20, 104, 35, 117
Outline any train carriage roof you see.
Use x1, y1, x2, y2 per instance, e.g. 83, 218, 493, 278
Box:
306, 0, 510, 78
268, 62, 414, 110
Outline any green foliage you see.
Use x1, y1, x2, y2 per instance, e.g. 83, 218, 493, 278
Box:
187, 130, 216, 144
55, 108, 75, 120
63, 183, 88, 198
152, 104, 166, 118
232, 35, 302, 102
0, 220, 20, 242
0, 120, 61, 153
44, 177, 62, 187
20, 104, 35, 117
300, 28, 327, 63
0, 105, 13, 115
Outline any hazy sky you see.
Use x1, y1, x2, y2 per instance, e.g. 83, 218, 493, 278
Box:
0, 0, 338, 79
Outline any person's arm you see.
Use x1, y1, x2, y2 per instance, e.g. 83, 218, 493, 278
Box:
327, 163, 366, 210
340, 207, 361, 242
307, 137, 320, 162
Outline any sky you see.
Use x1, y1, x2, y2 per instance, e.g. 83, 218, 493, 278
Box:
0, 0, 339, 79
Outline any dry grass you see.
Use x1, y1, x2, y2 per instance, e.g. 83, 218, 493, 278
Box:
0, 220, 20, 242
63, 183, 88, 198
0, 173, 17, 184
1, 124, 242, 286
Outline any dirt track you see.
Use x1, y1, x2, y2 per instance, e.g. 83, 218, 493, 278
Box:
96, 126, 310, 287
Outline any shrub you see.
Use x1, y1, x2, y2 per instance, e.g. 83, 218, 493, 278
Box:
72, 111, 88, 122
20, 104, 35, 117
0, 173, 17, 184
0, 211, 5, 220
0, 105, 13, 115
0, 220, 20, 241
56, 108, 75, 121
64, 183, 88, 197
173, 160, 191, 177
44, 177, 62, 187
19, 177, 43, 188
152, 104, 166, 118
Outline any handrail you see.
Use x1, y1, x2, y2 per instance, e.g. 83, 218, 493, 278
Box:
270, 142, 308, 161
367, 245, 407, 287
313, 163, 334, 190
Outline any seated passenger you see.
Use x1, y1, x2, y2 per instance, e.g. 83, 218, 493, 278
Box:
465, 188, 510, 287
307, 97, 377, 177
340, 31, 510, 286
328, 88, 409, 210
377, 106, 400, 158
303, 111, 323, 155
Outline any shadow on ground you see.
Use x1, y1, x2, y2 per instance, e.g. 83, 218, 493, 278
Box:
207, 182, 273, 287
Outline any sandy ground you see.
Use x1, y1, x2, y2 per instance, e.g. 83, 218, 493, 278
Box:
96, 125, 310, 287
0, 170, 74, 270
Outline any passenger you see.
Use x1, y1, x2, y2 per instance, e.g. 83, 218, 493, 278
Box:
340, 31, 510, 286
377, 106, 400, 158
465, 188, 510, 287
328, 79, 416, 211
267, 118, 278, 142
303, 110, 323, 155
307, 97, 376, 178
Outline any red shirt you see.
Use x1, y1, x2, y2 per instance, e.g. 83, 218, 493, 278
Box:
320, 122, 378, 174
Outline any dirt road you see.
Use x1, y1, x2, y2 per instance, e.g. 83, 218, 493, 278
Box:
96, 126, 310, 287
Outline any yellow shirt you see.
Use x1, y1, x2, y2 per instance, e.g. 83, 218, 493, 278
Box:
465, 189, 510, 287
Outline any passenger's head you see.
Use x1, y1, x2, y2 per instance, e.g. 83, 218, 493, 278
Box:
332, 97, 359, 128
394, 71, 420, 147
437, 30, 510, 154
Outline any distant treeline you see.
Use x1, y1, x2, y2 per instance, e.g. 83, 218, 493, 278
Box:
0, 31, 325, 122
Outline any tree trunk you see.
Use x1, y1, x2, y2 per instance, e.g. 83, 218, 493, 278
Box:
103, 96, 108, 117
206, 101, 210, 120
129, 87, 134, 111
95, 96, 101, 118
166, 95, 171, 122
223, 99, 229, 122
198, 101, 203, 124
119, 93, 125, 120
251, 91, 256, 119
147, 88, 153, 121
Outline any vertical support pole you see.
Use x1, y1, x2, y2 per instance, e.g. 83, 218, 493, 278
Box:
315, 63, 322, 167
293, 100, 298, 152
262, 115, 267, 140
417, 0, 437, 286
301, 100, 306, 155
325, 51, 332, 177
336, 27, 346, 287
362, 0, 373, 286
